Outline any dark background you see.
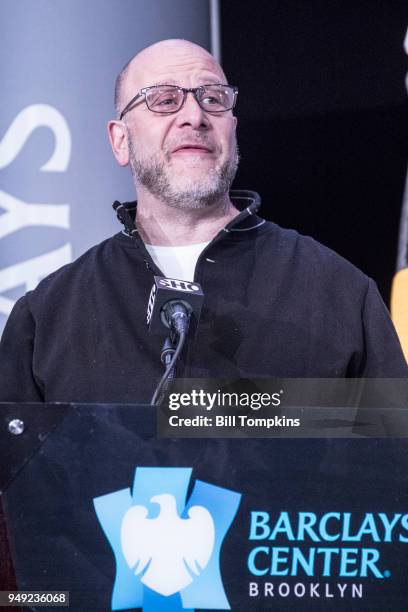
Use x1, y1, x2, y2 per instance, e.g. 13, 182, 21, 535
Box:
221, 0, 408, 303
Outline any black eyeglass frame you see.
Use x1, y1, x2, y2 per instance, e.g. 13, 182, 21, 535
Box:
119, 84, 238, 120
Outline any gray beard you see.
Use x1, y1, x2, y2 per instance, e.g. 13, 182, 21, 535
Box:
128, 137, 239, 210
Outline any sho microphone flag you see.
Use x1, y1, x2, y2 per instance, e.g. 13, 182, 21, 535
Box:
146, 276, 204, 336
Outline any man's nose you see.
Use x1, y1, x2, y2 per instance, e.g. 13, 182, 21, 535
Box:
175, 91, 209, 129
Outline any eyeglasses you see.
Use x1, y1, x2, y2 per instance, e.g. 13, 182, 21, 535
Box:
119, 84, 238, 120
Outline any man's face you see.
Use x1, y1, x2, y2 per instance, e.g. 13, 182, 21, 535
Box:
121, 44, 239, 209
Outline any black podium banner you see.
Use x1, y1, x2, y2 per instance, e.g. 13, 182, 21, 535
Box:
1, 402, 408, 611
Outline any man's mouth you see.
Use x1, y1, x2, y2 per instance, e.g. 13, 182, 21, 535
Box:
171, 143, 213, 155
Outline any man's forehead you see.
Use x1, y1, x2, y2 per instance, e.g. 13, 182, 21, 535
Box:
125, 40, 226, 91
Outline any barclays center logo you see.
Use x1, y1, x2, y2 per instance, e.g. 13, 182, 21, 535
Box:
93, 467, 241, 611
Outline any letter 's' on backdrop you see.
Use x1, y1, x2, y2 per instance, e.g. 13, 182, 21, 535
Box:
0, 0, 218, 335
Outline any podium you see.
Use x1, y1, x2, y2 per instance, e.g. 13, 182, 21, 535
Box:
1, 402, 408, 611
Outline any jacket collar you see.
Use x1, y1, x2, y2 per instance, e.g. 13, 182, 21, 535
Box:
113, 189, 264, 237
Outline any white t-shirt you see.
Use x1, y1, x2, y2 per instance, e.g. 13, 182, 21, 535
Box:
145, 242, 210, 281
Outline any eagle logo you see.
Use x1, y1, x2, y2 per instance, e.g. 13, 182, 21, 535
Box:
93, 466, 241, 611
121, 493, 215, 596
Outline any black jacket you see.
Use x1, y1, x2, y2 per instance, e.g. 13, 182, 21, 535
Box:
0, 190, 406, 403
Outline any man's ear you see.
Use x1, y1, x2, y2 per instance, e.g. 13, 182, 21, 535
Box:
107, 120, 129, 166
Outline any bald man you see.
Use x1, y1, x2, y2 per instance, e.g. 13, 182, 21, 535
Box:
109, 39, 240, 251
0, 39, 406, 402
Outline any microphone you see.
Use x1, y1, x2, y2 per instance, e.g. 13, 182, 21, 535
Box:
161, 301, 191, 336
146, 276, 204, 337
148, 277, 204, 405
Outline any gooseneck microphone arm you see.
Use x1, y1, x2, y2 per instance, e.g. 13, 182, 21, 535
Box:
151, 301, 191, 405
151, 331, 187, 406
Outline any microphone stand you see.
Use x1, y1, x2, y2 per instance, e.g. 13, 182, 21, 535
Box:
161, 336, 176, 368
151, 302, 191, 406
151, 323, 189, 406
149, 336, 177, 407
